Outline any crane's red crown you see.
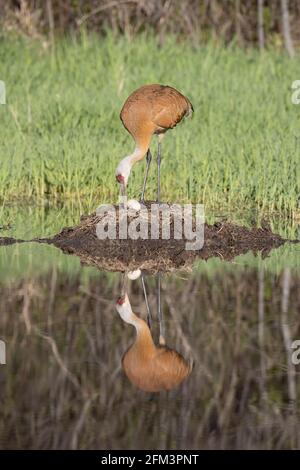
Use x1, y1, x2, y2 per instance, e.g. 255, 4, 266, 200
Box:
116, 296, 126, 306
116, 174, 125, 184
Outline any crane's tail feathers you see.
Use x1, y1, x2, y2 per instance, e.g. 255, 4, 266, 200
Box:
186, 101, 194, 117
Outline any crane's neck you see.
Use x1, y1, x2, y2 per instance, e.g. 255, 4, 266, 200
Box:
116, 296, 156, 356
121, 311, 155, 355
116, 127, 153, 184
122, 311, 149, 335
122, 146, 147, 168
116, 146, 148, 185
133, 317, 156, 358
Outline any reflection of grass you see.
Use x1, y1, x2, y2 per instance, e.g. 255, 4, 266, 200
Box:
0, 271, 299, 449
0, 34, 299, 216
0, 242, 87, 284
194, 243, 300, 278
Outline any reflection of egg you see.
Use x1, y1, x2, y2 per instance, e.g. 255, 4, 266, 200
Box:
127, 269, 141, 280
127, 199, 141, 211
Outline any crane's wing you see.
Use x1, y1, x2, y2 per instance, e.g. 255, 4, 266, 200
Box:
150, 86, 193, 130
151, 347, 192, 389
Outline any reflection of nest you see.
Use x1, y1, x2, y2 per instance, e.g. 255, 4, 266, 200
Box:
38, 204, 287, 273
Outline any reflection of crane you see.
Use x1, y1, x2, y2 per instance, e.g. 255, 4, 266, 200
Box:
115, 293, 192, 392
115, 84, 193, 202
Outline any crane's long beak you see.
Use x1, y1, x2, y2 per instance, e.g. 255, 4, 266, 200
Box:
121, 271, 128, 295
120, 181, 126, 198
116, 174, 126, 203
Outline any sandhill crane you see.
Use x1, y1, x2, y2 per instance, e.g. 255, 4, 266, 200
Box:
116, 84, 193, 202
115, 293, 192, 392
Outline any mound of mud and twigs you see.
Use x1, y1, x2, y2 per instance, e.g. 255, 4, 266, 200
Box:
36, 204, 292, 273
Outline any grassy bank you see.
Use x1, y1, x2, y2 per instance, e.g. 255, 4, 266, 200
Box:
0, 33, 299, 216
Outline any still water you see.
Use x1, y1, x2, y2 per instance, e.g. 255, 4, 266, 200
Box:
0, 206, 299, 449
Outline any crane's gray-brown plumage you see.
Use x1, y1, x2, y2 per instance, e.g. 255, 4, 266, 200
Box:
120, 84, 193, 144
116, 294, 192, 392
116, 84, 193, 201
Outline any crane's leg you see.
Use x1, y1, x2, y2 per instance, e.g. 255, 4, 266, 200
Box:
140, 149, 152, 203
141, 273, 152, 329
157, 139, 162, 204
157, 272, 165, 345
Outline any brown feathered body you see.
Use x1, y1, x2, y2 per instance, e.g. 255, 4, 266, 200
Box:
120, 84, 193, 160
122, 317, 192, 392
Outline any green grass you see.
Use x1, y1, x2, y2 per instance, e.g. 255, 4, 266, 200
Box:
0, 33, 299, 216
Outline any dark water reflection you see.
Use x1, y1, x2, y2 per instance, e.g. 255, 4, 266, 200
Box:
0, 206, 299, 449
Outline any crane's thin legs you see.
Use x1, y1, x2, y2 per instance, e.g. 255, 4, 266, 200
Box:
157, 141, 162, 204
140, 149, 152, 203
141, 273, 152, 329
157, 272, 165, 345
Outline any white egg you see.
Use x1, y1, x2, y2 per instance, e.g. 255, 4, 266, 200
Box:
127, 269, 141, 280
127, 199, 141, 211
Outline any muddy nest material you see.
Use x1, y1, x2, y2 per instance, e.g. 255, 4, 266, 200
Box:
40, 205, 288, 273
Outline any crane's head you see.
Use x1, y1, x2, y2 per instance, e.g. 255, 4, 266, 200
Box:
115, 293, 134, 324
115, 157, 132, 194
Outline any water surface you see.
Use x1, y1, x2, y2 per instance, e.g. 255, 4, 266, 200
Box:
0, 205, 299, 449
